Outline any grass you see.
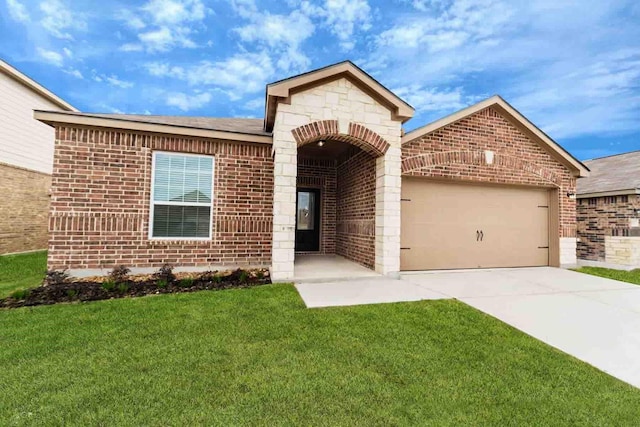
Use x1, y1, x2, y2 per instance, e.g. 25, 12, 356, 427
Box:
573, 266, 640, 285
1, 285, 639, 426
0, 251, 47, 298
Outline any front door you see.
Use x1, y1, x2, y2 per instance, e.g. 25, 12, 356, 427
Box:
295, 189, 320, 252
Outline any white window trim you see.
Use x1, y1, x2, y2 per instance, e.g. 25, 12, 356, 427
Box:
149, 151, 215, 241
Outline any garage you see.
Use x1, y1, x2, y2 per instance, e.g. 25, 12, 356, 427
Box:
401, 178, 553, 270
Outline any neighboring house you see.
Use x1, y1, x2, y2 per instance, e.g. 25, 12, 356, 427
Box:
577, 151, 640, 269
34, 61, 589, 280
0, 59, 77, 255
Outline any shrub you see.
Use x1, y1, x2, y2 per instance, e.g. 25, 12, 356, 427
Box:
157, 279, 168, 289
109, 265, 130, 284
10, 289, 30, 300
44, 270, 70, 286
211, 274, 222, 284
255, 270, 265, 280
153, 264, 175, 283
117, 282, 130, 293
178, 277, 194, 288
101, 280, 116, 292
238, 270, 249, 284
66, 289, 78, 299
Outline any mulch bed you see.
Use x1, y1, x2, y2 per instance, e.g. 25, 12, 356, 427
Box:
0, 268, 271, 309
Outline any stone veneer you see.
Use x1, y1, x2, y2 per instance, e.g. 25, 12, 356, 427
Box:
577, 195, 640, 261
271, 77, 402, 281
605, 236, 640, 267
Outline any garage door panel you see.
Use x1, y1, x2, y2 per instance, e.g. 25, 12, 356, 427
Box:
401, 178, 550, 270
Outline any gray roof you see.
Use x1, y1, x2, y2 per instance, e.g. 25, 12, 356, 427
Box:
55, 111, 269, 136
577, 150, 640, 195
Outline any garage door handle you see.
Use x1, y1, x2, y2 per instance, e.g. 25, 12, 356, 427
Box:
476, 230, 479, 241
480, 230, 484, 241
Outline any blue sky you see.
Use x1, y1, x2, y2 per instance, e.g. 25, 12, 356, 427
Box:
1, 0, 639, 160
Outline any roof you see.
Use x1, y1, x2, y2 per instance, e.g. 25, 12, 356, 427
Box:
577, 150, 640, 197
264, 60, 415, 131
0, 59, 77, 111
33, 110, 273, 144
402, 95, 590, 178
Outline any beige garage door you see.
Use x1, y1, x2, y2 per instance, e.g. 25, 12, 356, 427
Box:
401, 178, 550, 270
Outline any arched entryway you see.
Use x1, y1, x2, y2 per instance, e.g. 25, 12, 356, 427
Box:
292, 120, 389, 276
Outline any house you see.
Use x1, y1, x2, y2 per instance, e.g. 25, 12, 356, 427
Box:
0, 59, 77, 255
34, 61, 589, 280
577, 151, 640, 269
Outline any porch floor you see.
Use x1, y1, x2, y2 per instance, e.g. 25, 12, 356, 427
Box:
293, 254, 381, 282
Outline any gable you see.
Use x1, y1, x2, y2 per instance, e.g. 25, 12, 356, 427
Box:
401, 107, 577, 187
265, 61, 414, 131
402, 96, 588, 177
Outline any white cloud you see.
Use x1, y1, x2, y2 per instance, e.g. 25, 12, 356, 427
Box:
105, 75, 134, 89
322, 0, 371, 50
116, 9, 146, 30
119, 43, 143, 52
63, 68, 83, 78
6, 0, 29, 23
166, 92, 212, 111
185, 52, 274, 98
39, 0, 87, 40
142, 0, 205, 25
62, 47, 72, 57
232, 2, 313, 72
144, 62, 186, 78
392, 85, 482, 112
36, 47, 63, 66
117, 0, 207, 52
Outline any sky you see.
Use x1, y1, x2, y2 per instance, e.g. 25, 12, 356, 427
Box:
1, 0, 639, 160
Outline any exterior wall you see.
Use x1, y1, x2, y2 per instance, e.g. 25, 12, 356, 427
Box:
0, 162, 51, 254
577, 195, 640, 262
297, 158, 336, 254
0, 72, 62, 174
271, 77, 402, 280
402, 107, 578, 246
336, 150, 376, 268
605, 236, 640, 267
48, 126, 273, 271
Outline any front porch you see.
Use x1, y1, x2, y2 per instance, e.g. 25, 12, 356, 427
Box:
293, 254, 381, 282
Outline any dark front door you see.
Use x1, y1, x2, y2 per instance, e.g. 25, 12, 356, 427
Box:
295, 189, 320, 252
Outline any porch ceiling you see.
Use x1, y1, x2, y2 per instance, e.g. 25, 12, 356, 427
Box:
298, 139, 356, 160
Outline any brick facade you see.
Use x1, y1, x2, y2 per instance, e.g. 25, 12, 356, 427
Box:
48, 126, 273, 271
577, 195, 640, 261
336, 150, 376, 268
0, 162, 51, 254
402, 107, 577, 239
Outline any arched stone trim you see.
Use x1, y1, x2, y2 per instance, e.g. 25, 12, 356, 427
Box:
291, 120, 390, 157
402, 150, 559, 185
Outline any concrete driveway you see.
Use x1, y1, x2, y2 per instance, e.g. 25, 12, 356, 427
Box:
401, 267, 640, 389
296, 267, 640, 388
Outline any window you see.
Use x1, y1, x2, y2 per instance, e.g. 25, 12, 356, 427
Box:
620, 195, 629, 203
150, 152, 214, 239
605, 196, 617, 204
588, 198, 597, 206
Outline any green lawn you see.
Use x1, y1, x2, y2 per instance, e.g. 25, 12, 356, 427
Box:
573, 266, 640, 285
1, 285, 639, 425
0, 251, 47, 298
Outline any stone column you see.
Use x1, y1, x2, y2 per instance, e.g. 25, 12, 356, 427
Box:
375, 145, 402, 277
270, 118, 298, 282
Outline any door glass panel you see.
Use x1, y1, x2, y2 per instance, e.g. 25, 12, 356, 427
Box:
297, 191, 315, 230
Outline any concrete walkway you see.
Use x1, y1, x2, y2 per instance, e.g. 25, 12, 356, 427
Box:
296, 267, 640, 388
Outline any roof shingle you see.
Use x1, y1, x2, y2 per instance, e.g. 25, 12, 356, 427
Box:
577, 150, 640, 195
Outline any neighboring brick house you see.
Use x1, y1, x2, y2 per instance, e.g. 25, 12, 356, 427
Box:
577, 151, 640, 269
0, 59, 77, 255
34, 61, 589, 280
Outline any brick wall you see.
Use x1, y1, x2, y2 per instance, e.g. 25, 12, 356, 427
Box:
297, 157, 336, 254
577, 195, 640, 261
0, 162, 50, 254
48, 126, 273, 271
402, 107, 577, 238
336, 149, 376, 268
